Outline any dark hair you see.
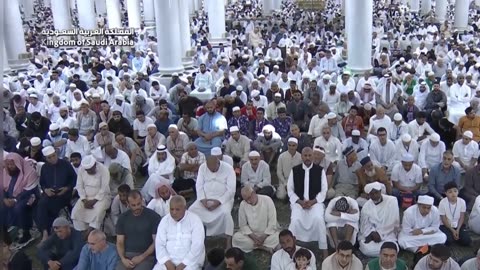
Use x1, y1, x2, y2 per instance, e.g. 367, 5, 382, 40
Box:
207, 248, 225, 267
100, 100, 109, 105
68, 128, 79, 136
224, 247, 245, 263
73, 74, 80, 79
377, 127, 387, 134
151, 81, 159, 86
223, 78, 230, 84
430, 244, 450, 261
337, 240, 354, 251
416, 111, 427, 119
465, 107, 473, 115
136, 110, 145, 116
70, 152, 82, 160
257, 107, 265, 113
118, 184, 131, 194
443, 181, 458, 192
294, 248, 311, 260
31, 112, 42, 120
279, 229, 294, 238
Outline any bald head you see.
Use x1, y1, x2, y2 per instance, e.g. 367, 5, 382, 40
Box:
206, 156, 220, 172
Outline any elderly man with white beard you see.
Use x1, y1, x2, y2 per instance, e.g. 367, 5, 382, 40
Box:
359, 182, 400, 257
287, 147, 329, 259
153, 196, 205, 270
189, 156, 236, 248
398, 195, 447, 253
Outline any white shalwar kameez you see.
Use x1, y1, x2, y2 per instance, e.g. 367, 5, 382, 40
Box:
287, 165, 328, 249
359, 195, 400, 257
324, 196, 360, 246
468, 195, 480, 234
232, 195, 280, 252
418, 140, 446, 170
71, 162, 112, 231
398, 205, 447, 252
153, 211, 205, 270
452, 139, 479, 173
189, 161, 236, 236
448, 83, 471, 124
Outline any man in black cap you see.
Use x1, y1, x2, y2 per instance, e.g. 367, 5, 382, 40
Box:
365, 242, 408, 270
327, 146, 361, 199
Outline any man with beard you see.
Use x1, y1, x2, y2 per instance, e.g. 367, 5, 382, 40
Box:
265, 93, 286, 121
71, 156, 111, 233
253, 124, 283, 165
108, 110, 133, 138
359, 182, 400, 257
270, 230, 317, 269
26, 111, 51, 140
116, 190, 160, 270
356, 156, 391, 207
366, 241, 408, 270
321, 241, 362, 270
55, 105, 77, 130
287, 147, 329, 259
194, 101, 227, 154
327, 147, 361, 199
413, 244, 460, 270
1, 153, 39, 247
43, 123, 68, 158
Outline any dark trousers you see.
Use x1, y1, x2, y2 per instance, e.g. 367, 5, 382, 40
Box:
1, 192, 36, 231
172, 178, 196, 194
440, 225, 471, 246
36, 193, 71, 232
37, 250, 76, 270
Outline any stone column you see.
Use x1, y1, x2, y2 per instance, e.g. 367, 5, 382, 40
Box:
476, 0, 480, 7
410, 0, 420, 12
420, 0, 431, 15
127, 0, 141, 28
272, 0, 281, 9
263, 0, 273, 14
43, 0, 51, 8
143, 0, 155, 26
436, 0, 447, 23
51, 0, 72, 30
154, 0, 184, 74
95, 0, 107, 14
4, 0, 28, 69
2, 42, 11, 73
346, 0, 372, 73
77, 0, 97, 29
21, 0, 35, 20
106, 0, 122, 28
179, 0, 193, 68
208, 0, 226, 43
454, 0, 469, 31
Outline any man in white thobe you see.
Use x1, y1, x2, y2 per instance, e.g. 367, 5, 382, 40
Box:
452, 131, 479, 173
359, 182, 400, 257
287, 147, 329, 258
368, 127, 397, 172
418, 133, 446, 175
71, 155, 111, 231
240, 151, 274, 198
153, 196, 205, 270
232, 186, 280, 253
398, 195, 447, 252
189, 156, 236, 247
276, 138, 303, 200
324, 196, 360, 248
102, 144, 132, 172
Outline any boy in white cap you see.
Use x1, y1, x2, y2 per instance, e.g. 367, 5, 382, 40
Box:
452, 130, 479, 173
398, 195, 446, 253
240, 151, 274, 198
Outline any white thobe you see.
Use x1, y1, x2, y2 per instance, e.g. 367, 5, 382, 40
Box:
468, 195, 480, 234
313, 136, 343, 163
271, 246, 317, 270
65, 136, 91, 158
232, 195, 280, 252
103, 149, 132, 172
394, 139, 420, 163
324, 196, 360, 246
276, 151, 302, 199
71, 162, 111, 230
189, 161, 236, 236
412, 89, 429, 110
368, 116, 392, 135
388, 121, 409, 142
153, 211, 205, 270
452, 140, 479, 172
359, 195, 400, 257
307, 115, 327, 138
418, 140, 446, 169
368, 140, 397, 171
407, 121, 435, 143
147, 197, 171, 217
398, 205, 447, 252
287, 164, 328, 249
252, 95, 269, 109
27, 102, 47, 116
241, 160, 272, 189
147, 152, 176, 182
448, 83, 471, 124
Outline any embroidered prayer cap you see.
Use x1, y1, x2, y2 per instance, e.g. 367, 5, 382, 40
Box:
364, 182, 384, 193
417, 195, 434, 206
429, 133, 440, 142
463, 130, 473, 139
334, 197, 350, 212
211, 147, 222, 156
401, 153, 414, 162
229, 126, 240, 133
42, 146, 56, 157
157, 144, 167, 153
248, 151, 261, 157
287, 137, 298, 144
81, 155, 96, 169
401, 133, 412, 142
30, 137, 42, 147
393, 113, 403, 121
232, 106, 241, 112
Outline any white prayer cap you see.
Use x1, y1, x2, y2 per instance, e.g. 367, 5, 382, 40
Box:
430, 133, 440, 142
168, 124, 178, 130
22, 81, 30, 85
401, 153, 415, 162
364, 182, 384, 193
249, 151, 261, 157
464, 130, 474, 139
115, 94, 125, 101
351, 130, 361, 136
30, 137, 42, 147
49, 123, 60, 131
211, 147, 222, 156
274, 93, 281, 97
428, 71, 435, 76
180, 77, 188, 83
80, 100, 89, 106
273, 65, 279, 69
122, 63, 128, 67
417, 195, 434, 206
364, 103, 372, 111
243, 46, 248, 50
323, 74, 331, 80
156, 144, 167, 152
326, 112, 337, 120
42, 146, 56, 156
476, 63, 480, 68
288, 137, 298, 144
147, 123, 157, 129
262, 124, 275, 133
46, 88, 54, 94
259, 60, 265, 64
313, 146, 325, 154
251, 90, 260, 98
302, 74, 310, 79
99, 122, 108, 129
258, 74, 265, 79
92, 93, 100, 98
399, 57, 405, 62
35, 73, 42, 77
60, 105, 69, 110
29, 94, 38, 99
401, 133, 412, 142
229, 126, 240, 133
232, 106, 241, 112
383, 74, 390, 78
393, 113, 403, 121
69, 83, 76, 87
420, 81, 427, 86
81, 155, 96, 169
236, 85, 243, 91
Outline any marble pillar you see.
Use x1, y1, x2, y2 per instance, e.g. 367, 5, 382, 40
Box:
272, 0, 281, 10
21, 0, 35, 20
154, 0, 184, 74
454, 0, 469, 31
263, 0, 273, 14
435, 0, 447, 23
143, 0, 155, 26
127, 0, 141, 28
106, 0, 122, 28
420, 0, 431, 15
346, 0, 372, 73
95, 0, 107, 14
410, 0, 420, 12
179, 0, 194, 68
208, 0, 226, 43
4, 0, 28, 69
77, 0, 97, 29
51, 0, 72, 30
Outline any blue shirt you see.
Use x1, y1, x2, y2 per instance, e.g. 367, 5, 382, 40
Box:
75, 242, 118, 270
428, 163, 461, 198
